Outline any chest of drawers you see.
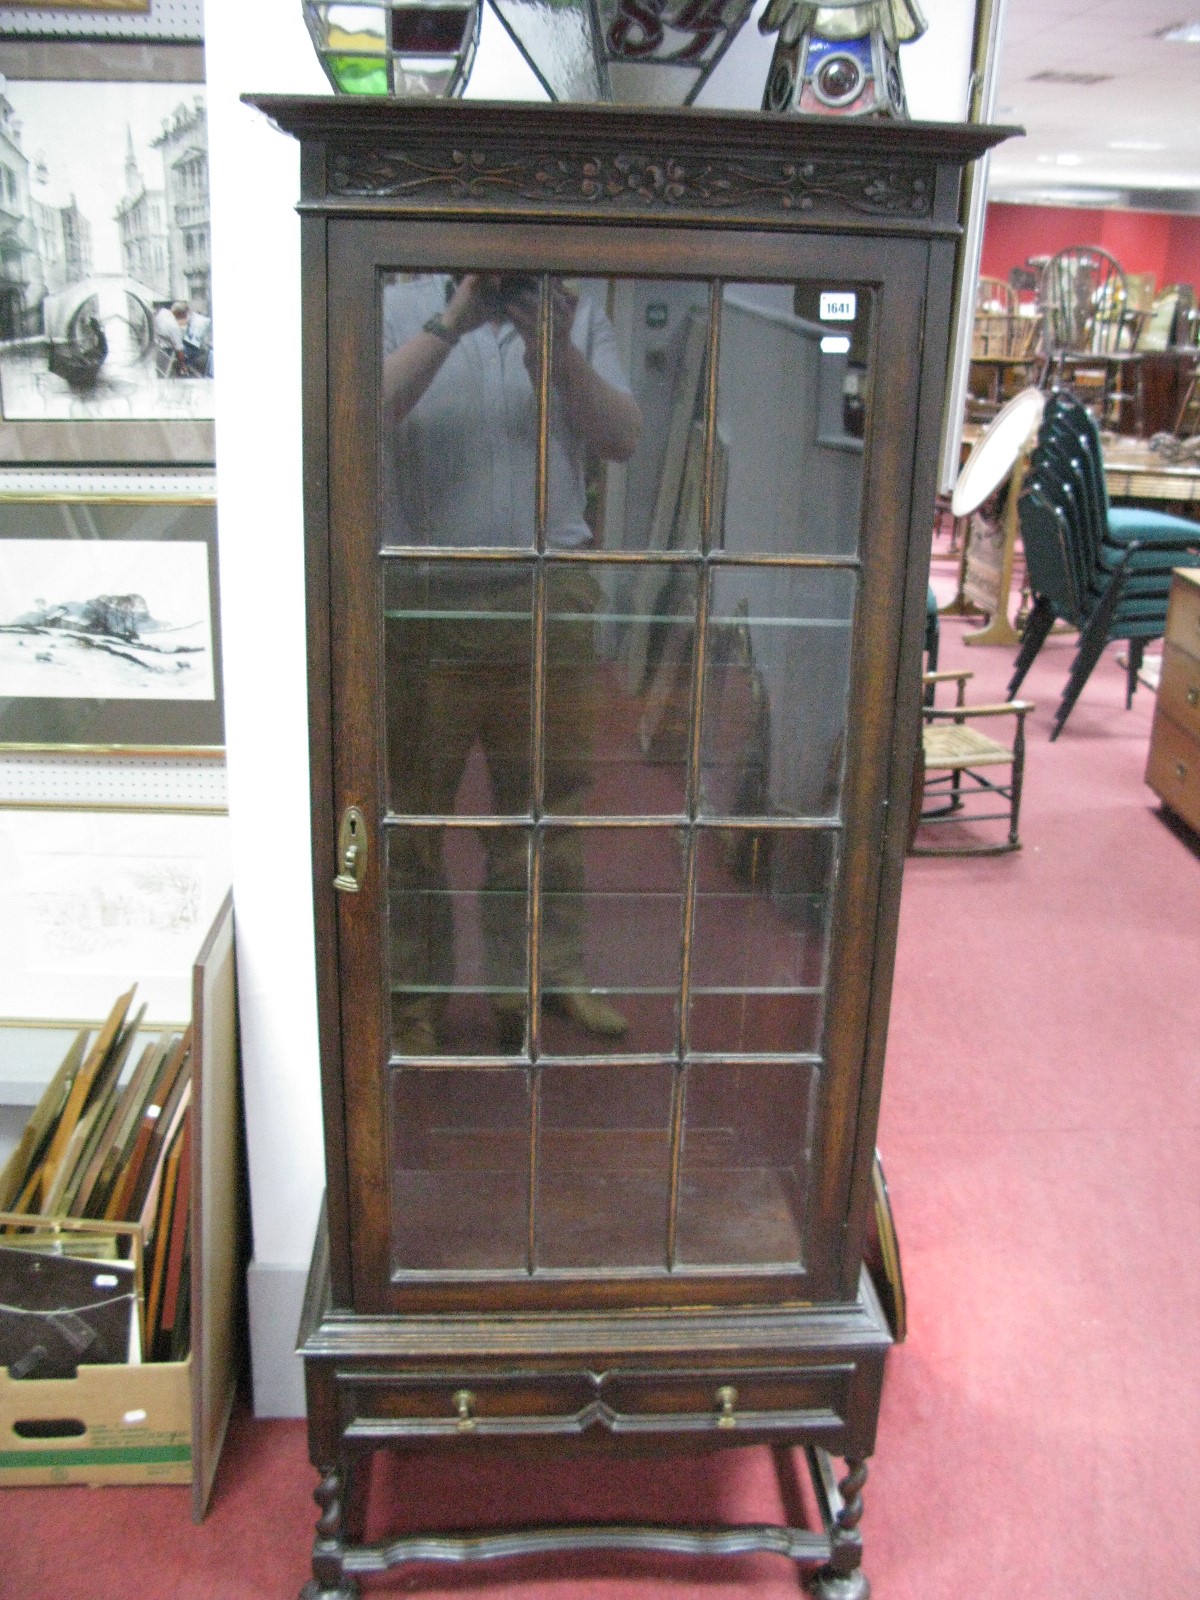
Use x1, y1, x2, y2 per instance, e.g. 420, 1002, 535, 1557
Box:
1146, 568, 1200, 834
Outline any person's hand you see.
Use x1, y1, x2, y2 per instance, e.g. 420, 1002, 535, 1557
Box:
441, 274, 493, 340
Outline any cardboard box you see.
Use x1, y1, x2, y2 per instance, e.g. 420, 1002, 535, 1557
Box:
0, 893, 239, 1519
0, 1355, 191, 1488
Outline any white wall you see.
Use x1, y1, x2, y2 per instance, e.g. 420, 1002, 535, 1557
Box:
203, 0, 978, 1416
204, 2, 325, 1415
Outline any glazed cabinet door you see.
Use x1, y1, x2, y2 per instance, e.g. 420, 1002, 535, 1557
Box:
318, 216, 929, 1315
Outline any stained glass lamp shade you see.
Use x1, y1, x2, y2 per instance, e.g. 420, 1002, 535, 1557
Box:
758, 0, 927, 117
487, 0, 758, 105
303, 0, 482, 96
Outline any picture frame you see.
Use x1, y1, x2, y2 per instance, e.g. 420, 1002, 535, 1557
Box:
0, 3, 150, 13
0, 42, 213, 464
0, 806, 231, 1025
0, 471, 222, 751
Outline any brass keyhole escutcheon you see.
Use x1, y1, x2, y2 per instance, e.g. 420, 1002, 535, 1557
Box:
453, 1389, 477, 1432
715, 1385, 738, 1428
333, 805, 367, 893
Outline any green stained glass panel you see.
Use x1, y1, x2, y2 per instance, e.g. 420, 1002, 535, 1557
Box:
326, 53, 390, 92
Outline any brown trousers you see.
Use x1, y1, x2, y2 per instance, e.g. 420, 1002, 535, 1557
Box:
386, 569, 599, 1023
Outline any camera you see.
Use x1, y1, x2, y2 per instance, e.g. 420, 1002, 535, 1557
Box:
478, 273, 537, 314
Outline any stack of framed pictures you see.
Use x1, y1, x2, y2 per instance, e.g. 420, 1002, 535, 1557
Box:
0, 17, 228, 1054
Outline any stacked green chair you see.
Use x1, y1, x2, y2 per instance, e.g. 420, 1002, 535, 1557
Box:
1034, 423, 1177, 629
923, 583, 940, 705
1011, 392, 1200, 738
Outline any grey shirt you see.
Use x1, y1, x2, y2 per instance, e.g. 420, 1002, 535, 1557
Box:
382, 275, 630, 549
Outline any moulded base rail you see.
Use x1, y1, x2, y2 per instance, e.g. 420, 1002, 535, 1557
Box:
300, 1444, 872, 1600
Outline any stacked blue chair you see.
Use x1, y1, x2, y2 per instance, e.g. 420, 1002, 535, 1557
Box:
1010, 392, 1200, 738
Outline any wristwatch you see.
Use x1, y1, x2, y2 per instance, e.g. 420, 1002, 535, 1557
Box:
422, 312, 459, 346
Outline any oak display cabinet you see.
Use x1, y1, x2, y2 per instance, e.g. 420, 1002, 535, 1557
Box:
250, 94, 1008, 1600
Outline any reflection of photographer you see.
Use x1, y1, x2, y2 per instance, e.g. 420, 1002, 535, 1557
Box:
382, 273, 641, 1053
385, 273, 640, 469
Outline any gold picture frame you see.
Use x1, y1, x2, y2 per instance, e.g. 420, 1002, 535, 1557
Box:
0, 3, 150, 11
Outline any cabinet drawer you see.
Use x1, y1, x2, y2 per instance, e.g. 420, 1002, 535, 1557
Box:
1165, 569, 1200, 658
1146, 712, 1200, 835
601, 1366, 851, 1434
1159, 643, 1200, 739
340, 1363, 856, 1441
345, 1374, 598, 1437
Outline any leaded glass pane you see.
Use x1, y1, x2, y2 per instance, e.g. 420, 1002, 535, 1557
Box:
537, 824, 685, 1057
387, 824, 530, 1056
675, 1061, 816, 1267
389, 1067, 530, 1272
536, 1064, 674, 1269
384, 559, 535, 819
700, 565, 855, 821
688, 827, 834, 1055
543, 560, 693, 817
717, 281, 873, 557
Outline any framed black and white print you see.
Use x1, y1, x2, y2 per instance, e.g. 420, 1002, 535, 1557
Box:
0, 47, 213, 463
0, 806, 231, 1024
0, 472, 222, 750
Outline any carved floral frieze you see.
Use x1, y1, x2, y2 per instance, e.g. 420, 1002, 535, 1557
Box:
328, 143, 934, 220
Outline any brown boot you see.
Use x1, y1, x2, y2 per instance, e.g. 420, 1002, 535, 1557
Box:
545, 989, 628, 1038
395, 1016, 438, 1055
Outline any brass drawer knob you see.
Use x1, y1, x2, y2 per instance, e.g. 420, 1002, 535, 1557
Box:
715, 1385, 738, 1428
1187, 686, 1199, 708
452, 1389, 477, 1432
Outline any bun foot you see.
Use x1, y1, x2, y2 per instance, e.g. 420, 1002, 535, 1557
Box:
300, 1580, 359, 1600
807, 1568, 870, 1600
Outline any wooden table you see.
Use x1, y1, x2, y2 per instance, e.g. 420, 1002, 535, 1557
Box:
1100, 438, 1200, 510
957, 426, 1200, 510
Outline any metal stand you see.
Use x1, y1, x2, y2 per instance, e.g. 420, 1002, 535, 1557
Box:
963, 450, 1026, 648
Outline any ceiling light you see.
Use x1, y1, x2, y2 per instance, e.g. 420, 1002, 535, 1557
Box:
1156, 21, 1200, 42
1107, 139, 1167, 151
1055, 154, 1084, 166
1028, 70, 1113, 85
992, 186, 1125, 208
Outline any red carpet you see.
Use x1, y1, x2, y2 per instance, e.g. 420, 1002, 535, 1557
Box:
6, 538, 1200, 1599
